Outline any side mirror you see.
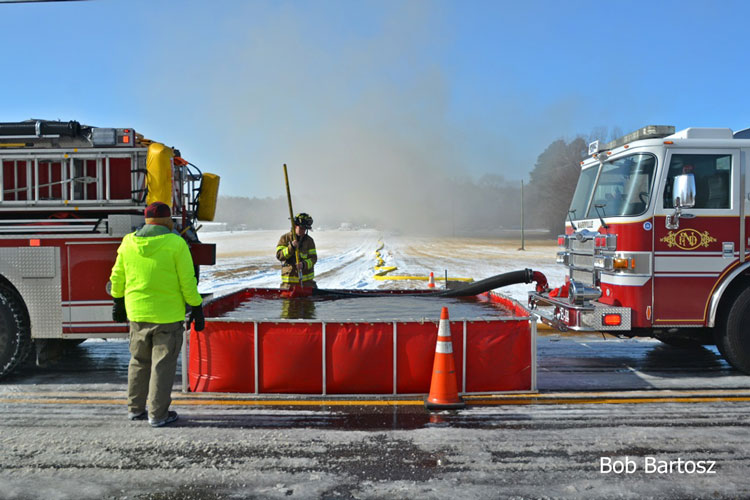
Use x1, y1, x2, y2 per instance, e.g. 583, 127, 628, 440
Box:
666, 173, 696, 229
672, 173, 696, 209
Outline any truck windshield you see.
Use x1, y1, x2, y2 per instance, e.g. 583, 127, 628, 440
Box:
568, 153, 657, 219
568, 165, 598, 220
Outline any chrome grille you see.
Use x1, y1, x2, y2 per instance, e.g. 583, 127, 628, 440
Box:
570, 238, 595, 252
565, 232, 597, 286
571, 253, 594, 268
571, 268, 595, 285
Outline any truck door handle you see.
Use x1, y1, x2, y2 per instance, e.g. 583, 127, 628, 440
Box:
723, 242, 735, 258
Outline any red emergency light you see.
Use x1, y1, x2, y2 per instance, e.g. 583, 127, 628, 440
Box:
602, 313, 622, 326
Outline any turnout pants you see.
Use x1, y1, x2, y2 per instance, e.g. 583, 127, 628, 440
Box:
280, 279, 317, 290
127, 321, 184, 421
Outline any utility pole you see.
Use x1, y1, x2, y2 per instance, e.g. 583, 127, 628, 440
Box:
519, 179, 526, 251
451, 196, 455, 238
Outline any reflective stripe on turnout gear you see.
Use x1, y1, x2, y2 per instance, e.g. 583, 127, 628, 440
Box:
276, 230, 317, 283
276, 245, 290, 258
281, 272, 316, 283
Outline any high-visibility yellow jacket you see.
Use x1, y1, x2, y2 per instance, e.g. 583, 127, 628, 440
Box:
109, 225, 202, 323
275, 231, 317, 284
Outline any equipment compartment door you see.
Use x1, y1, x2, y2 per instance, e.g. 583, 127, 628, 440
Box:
653, 149, 740, 325
64, 241, 123, 333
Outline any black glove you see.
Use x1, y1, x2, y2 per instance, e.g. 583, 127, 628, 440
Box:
112, 297, 127, 323
189, 305, 205, 332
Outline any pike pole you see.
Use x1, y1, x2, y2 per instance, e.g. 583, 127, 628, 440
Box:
283, 164, 304, 287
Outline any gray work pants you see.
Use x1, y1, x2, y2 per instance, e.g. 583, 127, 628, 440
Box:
127, 321, 184, 422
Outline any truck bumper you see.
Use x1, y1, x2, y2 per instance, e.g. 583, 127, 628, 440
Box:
528, 291, 631, 332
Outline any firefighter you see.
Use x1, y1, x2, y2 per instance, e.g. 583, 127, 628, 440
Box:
109, 202, 204, 428
276, 212, 317, 288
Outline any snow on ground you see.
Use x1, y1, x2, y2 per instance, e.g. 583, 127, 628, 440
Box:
198, 229, 564, 302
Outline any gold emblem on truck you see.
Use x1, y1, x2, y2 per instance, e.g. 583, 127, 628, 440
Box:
660, 229, 717, 250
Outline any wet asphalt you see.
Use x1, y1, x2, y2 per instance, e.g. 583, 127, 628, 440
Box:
5, 331, 750, 396
2, 333, 750, 499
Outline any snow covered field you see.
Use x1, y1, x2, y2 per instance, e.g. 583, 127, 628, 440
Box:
198, 229, 564, 302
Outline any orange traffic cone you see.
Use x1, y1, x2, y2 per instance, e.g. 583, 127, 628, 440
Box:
425, 307, 465, 410
427, 271, 435, 288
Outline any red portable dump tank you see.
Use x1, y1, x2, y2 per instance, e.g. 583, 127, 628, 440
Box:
188, 288, 535, 395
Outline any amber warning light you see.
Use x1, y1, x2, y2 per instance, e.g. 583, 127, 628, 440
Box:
603, 313, 622, 326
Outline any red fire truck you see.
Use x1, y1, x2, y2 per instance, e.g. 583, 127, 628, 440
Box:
529, 125, 750, 374
0, 120, 219, 379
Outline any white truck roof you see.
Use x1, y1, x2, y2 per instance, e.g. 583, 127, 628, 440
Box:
667, 128, 734, 140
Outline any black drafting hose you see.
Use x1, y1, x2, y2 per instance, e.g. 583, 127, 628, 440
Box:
313, 269, 546, 299
430, 269, 534, 297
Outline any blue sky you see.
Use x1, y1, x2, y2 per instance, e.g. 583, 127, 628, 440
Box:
1, 0, 749, 202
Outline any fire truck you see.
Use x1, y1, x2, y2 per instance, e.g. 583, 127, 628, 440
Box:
0, 120, 219, 379
529, 125, 750, 374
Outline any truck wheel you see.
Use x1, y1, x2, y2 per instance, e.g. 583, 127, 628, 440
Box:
714, 327, 729, 360
0, 283, 31, 380
717, 287, 750, 373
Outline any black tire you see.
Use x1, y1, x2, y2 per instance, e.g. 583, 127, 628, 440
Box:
717, 287, 750, 373
714, 325, 729, 359
0, 283, 31, 380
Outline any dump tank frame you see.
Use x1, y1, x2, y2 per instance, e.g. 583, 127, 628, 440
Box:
182, 288, 537, 396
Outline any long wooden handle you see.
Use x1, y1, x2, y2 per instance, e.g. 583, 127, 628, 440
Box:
283, 164, 304, 286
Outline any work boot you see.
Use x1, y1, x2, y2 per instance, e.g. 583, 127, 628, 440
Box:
149, 410, 179, 428
128, 410, 147, 421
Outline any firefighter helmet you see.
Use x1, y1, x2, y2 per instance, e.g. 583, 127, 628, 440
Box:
294, 213, 313, 230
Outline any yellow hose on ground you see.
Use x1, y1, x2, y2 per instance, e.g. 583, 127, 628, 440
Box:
373, 275, 474, 282
372, 241, 473, 283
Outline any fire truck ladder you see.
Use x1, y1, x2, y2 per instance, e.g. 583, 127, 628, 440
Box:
0, 152, 148, 234
0, 156, 147, 203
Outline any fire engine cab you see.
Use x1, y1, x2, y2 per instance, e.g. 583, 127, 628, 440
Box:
0, 120, 219, 379
529, 125, 750, 374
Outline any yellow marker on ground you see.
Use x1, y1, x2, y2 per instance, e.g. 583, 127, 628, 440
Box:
3, 389, 750, 408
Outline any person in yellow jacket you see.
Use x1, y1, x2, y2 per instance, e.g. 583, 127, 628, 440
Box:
109, 202, 204, 428
276, 212, 317, 288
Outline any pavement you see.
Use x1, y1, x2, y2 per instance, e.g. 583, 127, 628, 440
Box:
2, 334, 750, 499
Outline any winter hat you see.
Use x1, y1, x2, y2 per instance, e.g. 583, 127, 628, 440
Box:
144, 202, 171, 219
